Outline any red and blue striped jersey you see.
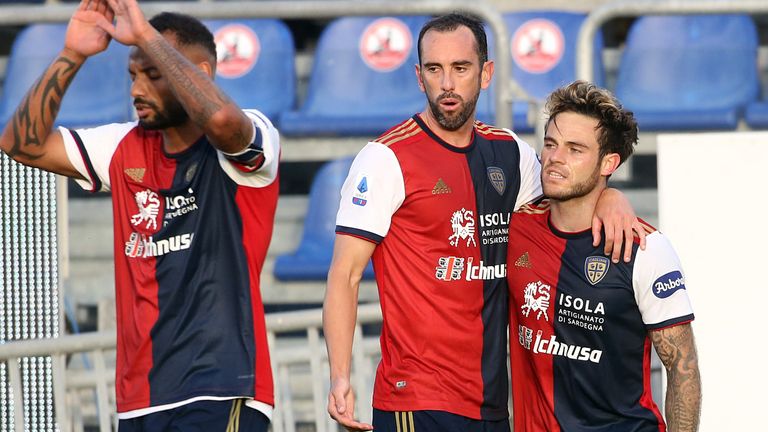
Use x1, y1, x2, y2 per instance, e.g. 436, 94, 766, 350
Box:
336, 115, 542, 420
507, 202, 694, 431
60, 110, 279, 418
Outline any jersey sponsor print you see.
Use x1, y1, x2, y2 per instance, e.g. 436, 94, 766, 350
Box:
507, 202, 694, 431
336, 115, 542, 419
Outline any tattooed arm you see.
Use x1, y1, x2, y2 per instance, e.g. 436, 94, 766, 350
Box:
100, 0, 253, 154
650, 323, 701, 432
0, 0, 114, 177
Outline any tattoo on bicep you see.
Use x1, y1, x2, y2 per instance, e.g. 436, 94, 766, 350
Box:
145, 38, 228, 124
652, 326, 701, 431
7, 56, 77, 160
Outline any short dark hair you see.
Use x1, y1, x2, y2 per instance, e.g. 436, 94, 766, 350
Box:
545, 80, 638, 166
149, 12, 217, 60
417, 13, 488, 66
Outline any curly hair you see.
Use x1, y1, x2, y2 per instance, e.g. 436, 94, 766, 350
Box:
545, 80, 638, 165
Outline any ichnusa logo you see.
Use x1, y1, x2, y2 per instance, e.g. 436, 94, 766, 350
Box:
124, 232, 195, 258
653, 271, 686, 298
352, 175, 369, 206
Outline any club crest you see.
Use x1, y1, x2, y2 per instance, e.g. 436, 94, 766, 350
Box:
584, 256, 610, 285
487, 167, 506, 195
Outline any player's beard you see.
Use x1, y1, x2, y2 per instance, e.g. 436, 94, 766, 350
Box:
427, 87, 480, 131
543, 161, 602, 201
136, 96, 189, 130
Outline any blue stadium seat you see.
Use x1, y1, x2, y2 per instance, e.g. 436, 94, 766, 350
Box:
745, 102, 768, 129
274, 157, 375, 281
279, 16, 429, 136
0, 24, 133, 129
477, 11, 605, 132
615, 15, 758, 131
204, 19, 295, 121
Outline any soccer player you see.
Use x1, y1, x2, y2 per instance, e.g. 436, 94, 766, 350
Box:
0, 0, 278, 429
507, 80, 701, 431
323, 14, 645, 432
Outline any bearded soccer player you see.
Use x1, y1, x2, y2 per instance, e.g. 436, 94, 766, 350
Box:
507, 80, 701, 432
323, 14, 647, 432
0, 0, 278, 429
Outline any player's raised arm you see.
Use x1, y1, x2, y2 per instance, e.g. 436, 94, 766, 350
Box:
0, 0, 114, 178
99, 0, 253, 155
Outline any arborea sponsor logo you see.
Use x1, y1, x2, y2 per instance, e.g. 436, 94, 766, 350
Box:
519, 326, 603, 364
124, 232, 194, 258
653, 271, 686, 298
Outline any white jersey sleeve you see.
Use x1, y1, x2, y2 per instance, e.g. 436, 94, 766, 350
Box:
632, 231, 695, 330
508, 130, 543, 210
216, 108, 280, 188
335, 142, 405, 243
60, 122, 138, 192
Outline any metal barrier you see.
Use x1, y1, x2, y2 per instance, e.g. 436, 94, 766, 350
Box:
576, 0, 768, 82
0, 0, 514, 130
0, 303, 383, 432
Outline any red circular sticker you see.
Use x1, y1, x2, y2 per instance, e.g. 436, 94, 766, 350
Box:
214, 24, 261, 79
359, 18, 412, 72
510, 19, 565, 74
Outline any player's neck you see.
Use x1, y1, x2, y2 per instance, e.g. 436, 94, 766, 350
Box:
419, 111, 475, 148
162, 123, 205, 154
549, 186, 605, 233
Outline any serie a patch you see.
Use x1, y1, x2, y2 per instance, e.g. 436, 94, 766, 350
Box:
352, 175, 368, 206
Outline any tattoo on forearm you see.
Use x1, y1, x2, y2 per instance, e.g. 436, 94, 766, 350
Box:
7, 56, 77, 160
652, 325, 701, 432
144, 37, 229, 126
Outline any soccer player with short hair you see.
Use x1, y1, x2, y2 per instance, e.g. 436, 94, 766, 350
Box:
323, 14, 646, 432
0, 0, 278, 429
507, 80, 701, 431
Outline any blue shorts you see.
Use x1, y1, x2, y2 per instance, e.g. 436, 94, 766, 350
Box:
373, 409, 510, 432
118, 399, 269, 432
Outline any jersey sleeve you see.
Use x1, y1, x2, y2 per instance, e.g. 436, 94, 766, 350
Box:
335, 142, 405, 243
508, 130, 543, 210
59, 122, 138, 193
216, 109, 280, 188
632, 231, 695, 330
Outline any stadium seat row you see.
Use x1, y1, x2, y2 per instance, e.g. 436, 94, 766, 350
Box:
2, 12, 768, 138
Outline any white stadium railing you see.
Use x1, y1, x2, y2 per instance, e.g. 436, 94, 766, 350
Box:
0, 302, 383, 432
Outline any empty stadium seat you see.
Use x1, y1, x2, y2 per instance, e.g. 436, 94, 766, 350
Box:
279, 16, 429, 136
274, 157, 374, 281
476, 11, 605, 132
0, 24, 133, 129
745, 102, 768, 128
615, 15, 758, 131
204, 19, 295, 121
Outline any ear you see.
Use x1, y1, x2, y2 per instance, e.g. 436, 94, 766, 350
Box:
481, 60, 494, 90
198, 60, 215, 79
415, 64, 426, 93
600, 153, 621, 176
